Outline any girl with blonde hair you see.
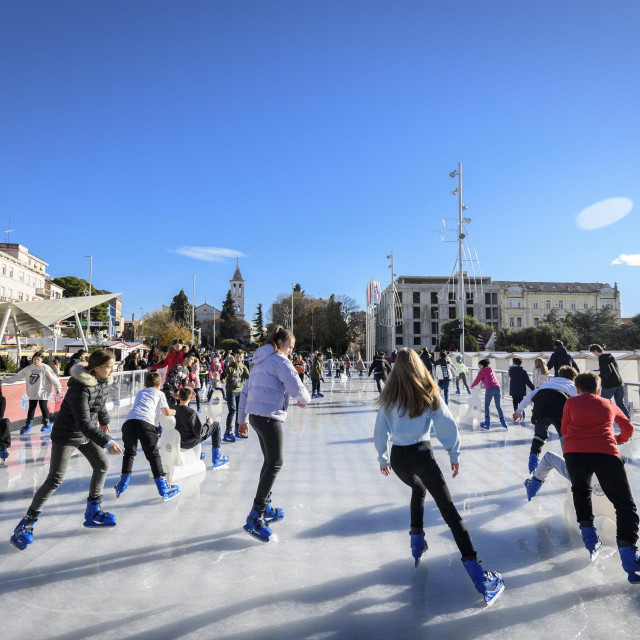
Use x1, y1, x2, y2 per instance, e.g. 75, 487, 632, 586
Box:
532, 358, 550, 388
374, 348, 504, 605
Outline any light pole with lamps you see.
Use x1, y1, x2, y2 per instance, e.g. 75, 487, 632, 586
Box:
84, 255, 92, 341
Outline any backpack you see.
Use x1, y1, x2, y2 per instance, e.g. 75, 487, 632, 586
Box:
531, 389, 570, 424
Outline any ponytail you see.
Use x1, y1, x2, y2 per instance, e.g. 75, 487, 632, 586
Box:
266, 325, 295, 352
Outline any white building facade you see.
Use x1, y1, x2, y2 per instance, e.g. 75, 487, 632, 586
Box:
0, 243, 51, 303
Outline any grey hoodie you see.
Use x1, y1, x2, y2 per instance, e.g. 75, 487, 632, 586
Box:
3, 363, 62, 400
516, 376, 577, 413
238, 344, 311, 424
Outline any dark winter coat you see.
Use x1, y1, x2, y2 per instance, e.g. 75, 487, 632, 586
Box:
368, 355, 391, 379
546, 346, 579, 376
597, 353, 623, 389
63, 351, 86, 376
51, 364, 113, 448
508, 365, 535, 397
420, 351, 434, 374
163, 364, 189, 394
530, 388, 570, 424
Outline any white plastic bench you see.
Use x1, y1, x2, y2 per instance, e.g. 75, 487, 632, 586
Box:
562, 483, 617, 539
157, 414, 206, 483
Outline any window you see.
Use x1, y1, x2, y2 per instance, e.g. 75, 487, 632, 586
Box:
558, 300, 564, 310
413, 337, 421, 346
546, 300, 551, 309
431, 321, 438, 334
413, 292, 420, 304
413, 307, 420, 319
509, 318, 514, 327
9, 268, 13, 278
396, 292, 403, 303
517, 301, 521, 308
584, 303, 588, 310
533, 301, 539, 309
431, 337, 437, 346
449, 307, 457, 319
0, 286, 4, 296
19, 271, 24, 282
430, 307, 438, 319
26, 275, 30, 285
534, 318, 539, 327
517, 317, 522, 327
485, 307, 496, 320
466, 307, 474, 317
571, 302, 576, 310
1, 265, 4, 274
431, 292, 438, 304
413, 321, 421, 335
485, 292, 498, 305
395, 336, 403, 346
448, 291, 455, 302
466, 293, 474, 304
18, 292, 23, 301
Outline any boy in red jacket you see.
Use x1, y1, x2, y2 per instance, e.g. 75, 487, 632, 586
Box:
562, 372, 639, 582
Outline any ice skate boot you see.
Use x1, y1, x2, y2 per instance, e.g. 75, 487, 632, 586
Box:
10, 514, 38, 550
455, 389, 460, 395
463, 558, 505, 606
154, 477, 180, 501
580, 525, 602, 561
40, 420, 52, 434
410, 531, 428, 567
200, 451, 206, 460
311, 393, 317, 398
264, 496, 284, 523
114, 473, 131, 498
618, 545, 640, 583
223, 429, 236, 443
524, 477, 542, 501
243, 506, 272, 542
499, 418, 508, 429
528, 454, 539, 474
19, 421, 33, 435
316, 392, 324, 398
83, 498, 116, 527
480, 418, 490, 430
0, 445, 8, 461
212, 448, 229, 469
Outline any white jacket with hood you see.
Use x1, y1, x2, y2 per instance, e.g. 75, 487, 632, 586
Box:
238, 344, 311, 424
516, 376, 577, 413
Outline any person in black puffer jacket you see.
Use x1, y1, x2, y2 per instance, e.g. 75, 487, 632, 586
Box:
546, 340, 579, 376
368, 352, 392, 393
9, 350, 124, 552
508, 357, 535, 413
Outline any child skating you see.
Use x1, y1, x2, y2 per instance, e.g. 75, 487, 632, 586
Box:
508, 357, 534, 422
221, 349, 250, 441
9, 350, 123, 551
374, 348, 504, 605
237, 326, 310, 542
470, 359, 507, 429
454, 355, 471, 394
562, 372, 639, 581
113, 371, 180, 501
174, 387, 228, 468
1, 351, 62, 434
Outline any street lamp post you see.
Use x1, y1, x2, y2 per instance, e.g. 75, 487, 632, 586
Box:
449, 163, 466, 355
139, 307, 144, 338
84, 255, 92, 341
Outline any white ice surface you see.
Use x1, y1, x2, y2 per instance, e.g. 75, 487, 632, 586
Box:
1, 377, 639, 639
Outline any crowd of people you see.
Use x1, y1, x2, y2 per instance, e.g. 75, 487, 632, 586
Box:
0, 335, 638, 606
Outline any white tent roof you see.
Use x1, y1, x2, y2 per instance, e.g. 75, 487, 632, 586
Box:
0, 294, 121, 336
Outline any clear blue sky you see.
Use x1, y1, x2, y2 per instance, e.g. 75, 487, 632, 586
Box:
2, 1, 639, 322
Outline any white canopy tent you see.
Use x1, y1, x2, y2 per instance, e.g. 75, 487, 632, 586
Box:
0, 293, 122, 360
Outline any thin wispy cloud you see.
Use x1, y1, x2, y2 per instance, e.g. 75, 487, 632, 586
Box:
576, 197, 632, 230
611, 254, 640, 266
170, 246, 246, 262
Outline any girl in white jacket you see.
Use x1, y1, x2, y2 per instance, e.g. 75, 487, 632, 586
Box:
2, 352, 62, 434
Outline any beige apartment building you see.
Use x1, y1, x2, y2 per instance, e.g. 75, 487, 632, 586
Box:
0, 243, 53, 302
495, 281, 621, 329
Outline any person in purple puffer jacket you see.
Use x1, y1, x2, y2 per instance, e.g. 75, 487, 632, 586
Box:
470, 359, 507, 430
238, 325, 311, 543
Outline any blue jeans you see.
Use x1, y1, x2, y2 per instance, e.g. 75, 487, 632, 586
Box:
601, 386, 631, 419
484, 387, 504, 420
226, 391, 241, 430
438, 379, 450, 405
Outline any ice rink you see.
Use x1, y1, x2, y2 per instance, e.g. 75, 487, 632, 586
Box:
1, 376, 639, 639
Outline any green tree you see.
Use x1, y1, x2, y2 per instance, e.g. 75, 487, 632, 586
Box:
221, 290, 236, 321
441, 316, 492, 351
564, 308, 620, 349
253, 303, 267, 342
169, 290, 192, 326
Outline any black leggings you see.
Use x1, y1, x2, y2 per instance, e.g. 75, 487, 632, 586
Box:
375, 375, 386, 393
249, 415, 284, 512
27, 400, 50, 424
564, 452, 639, 545
121, 419, 165, 478
530, 417, 562, 456
390, 442, 476, 559
312, 379, 321, 395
